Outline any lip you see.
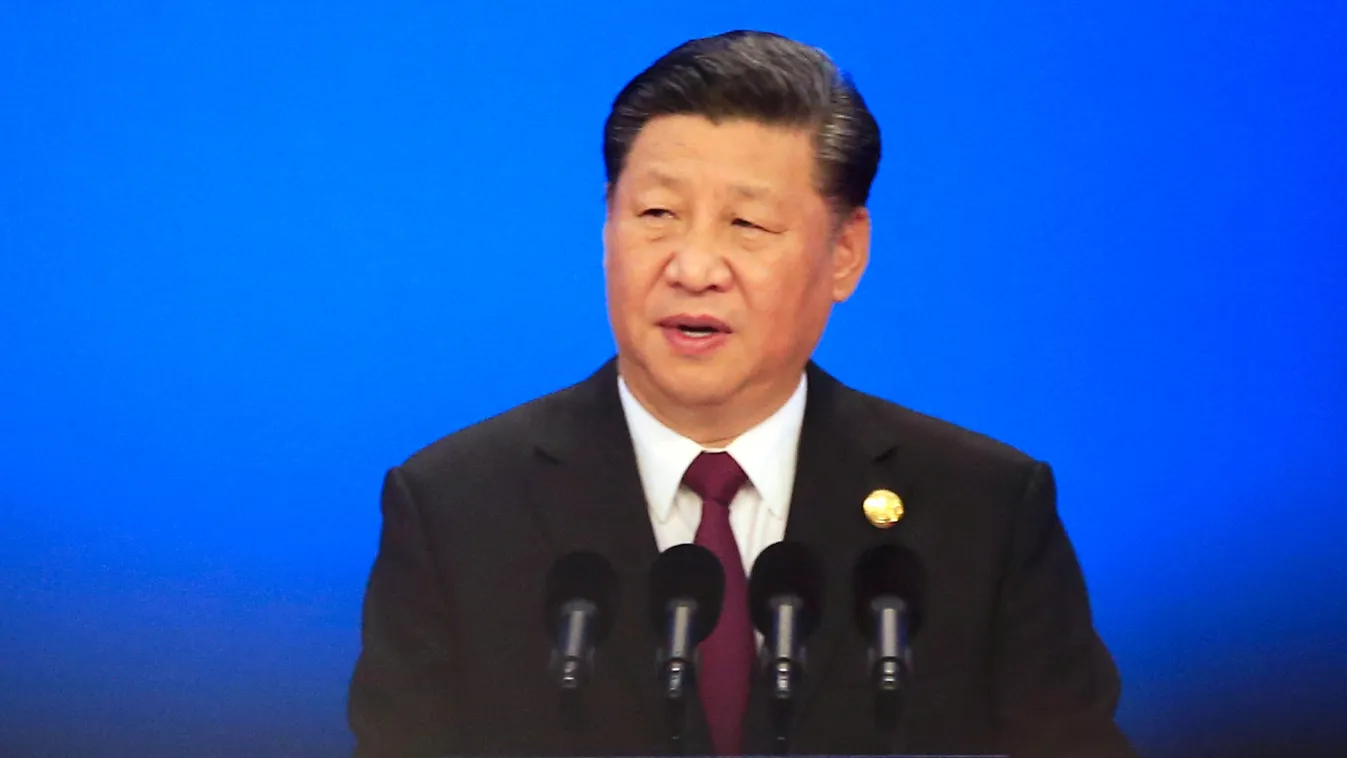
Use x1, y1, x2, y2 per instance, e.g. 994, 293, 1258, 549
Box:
656, 314, 733, 333
656, 314, 732, 358
660, 325, 730, 357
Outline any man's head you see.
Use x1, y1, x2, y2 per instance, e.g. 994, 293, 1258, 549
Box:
602, 31, 881, 442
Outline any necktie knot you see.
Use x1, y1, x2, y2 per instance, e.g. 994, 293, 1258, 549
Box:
683, 451, 748, 508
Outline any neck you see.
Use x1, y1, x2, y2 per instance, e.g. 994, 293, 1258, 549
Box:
619, 357, 802, 448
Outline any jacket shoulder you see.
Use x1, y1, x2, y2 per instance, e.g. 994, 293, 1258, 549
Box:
395, 376, 590, 488
844, 383, 1042, 485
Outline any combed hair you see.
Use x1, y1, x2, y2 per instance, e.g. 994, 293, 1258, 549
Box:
603, 30, 881, 212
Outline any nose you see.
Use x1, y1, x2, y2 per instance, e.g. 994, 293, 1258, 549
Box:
663, 225, 731, 293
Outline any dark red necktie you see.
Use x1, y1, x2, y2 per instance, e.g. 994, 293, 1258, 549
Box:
684, 451, 752, 756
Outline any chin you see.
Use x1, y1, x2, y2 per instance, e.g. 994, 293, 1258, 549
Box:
648, 360, 743, 407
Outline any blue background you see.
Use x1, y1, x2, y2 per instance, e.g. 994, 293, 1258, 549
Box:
2, 2, 1345, 756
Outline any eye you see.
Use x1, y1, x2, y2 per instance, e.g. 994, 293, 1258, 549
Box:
732, 217, 765, 231
640, 208, 674, 219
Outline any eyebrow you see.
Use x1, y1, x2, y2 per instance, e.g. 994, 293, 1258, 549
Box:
640, 168, 779, 202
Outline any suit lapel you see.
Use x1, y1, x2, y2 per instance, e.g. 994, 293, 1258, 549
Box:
523, 359, 676, 751
743, 362, 918, 753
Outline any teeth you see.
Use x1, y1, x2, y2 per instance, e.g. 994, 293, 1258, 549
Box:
678, 326, 716, 338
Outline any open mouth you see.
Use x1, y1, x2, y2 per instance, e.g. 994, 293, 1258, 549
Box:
675, 324, 720, 339
659, 315, 732, 339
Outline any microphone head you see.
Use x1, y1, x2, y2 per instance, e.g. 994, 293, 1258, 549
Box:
852, 543, 927, 636
544, 550, 621, 643
647, 543, 726, 644
748, 541, 825, 637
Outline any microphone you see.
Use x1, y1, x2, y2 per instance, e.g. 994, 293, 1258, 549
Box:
544, 550, 620, 692
748, 541, 825, 754
648, 543, 725, 754
852, 543, 927, 730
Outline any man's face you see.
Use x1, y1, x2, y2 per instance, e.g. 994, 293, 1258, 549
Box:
604, 114, 869, 415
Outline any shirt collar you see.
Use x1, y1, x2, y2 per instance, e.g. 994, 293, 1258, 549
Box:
617, 373, 808, 523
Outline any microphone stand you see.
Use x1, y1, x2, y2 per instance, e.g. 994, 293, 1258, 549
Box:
660, 599, 699, 755
553, 599, 597, 734
869, 596, 910, 735
766, 596, 804, 756
769, 661, 797, 756
662, 662, 688, 755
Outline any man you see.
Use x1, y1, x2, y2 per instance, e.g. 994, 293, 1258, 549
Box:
349, 30, 1135, 758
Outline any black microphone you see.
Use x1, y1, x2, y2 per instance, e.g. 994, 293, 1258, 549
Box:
544, 550, 620, 692
648, 543, 725, 754
852, 543, 927, 730
748, 541, 825, 755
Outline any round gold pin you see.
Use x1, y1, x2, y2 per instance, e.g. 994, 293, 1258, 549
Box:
863, 489, 904, 528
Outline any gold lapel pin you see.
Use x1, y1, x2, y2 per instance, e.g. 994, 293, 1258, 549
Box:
863, 489, 904, 529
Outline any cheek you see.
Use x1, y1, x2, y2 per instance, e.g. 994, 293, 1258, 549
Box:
741, 250, 826, 316
606, 239, 664, 318
737, 251, 832, 348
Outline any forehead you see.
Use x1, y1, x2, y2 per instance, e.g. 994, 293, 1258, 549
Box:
619, 115, 819, 200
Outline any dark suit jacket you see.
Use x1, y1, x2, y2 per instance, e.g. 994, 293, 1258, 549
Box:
349, 360, 1135, 758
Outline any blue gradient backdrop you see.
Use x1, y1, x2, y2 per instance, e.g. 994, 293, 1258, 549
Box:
2, 2, 1345, 757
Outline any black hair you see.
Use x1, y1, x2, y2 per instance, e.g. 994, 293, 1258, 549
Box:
603, 30, 881, 212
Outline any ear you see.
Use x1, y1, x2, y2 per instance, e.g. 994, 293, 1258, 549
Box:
830, 206, 871, 302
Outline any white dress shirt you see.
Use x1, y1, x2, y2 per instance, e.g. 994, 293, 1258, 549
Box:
617, 373, 808, 576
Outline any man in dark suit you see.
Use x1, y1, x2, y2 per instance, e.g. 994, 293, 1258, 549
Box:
349, 30, 1135, 758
